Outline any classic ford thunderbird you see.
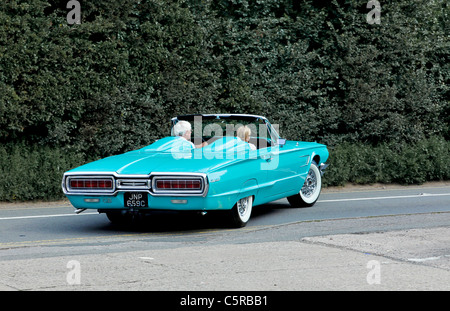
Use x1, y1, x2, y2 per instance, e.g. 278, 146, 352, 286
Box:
62, 114, 329, 227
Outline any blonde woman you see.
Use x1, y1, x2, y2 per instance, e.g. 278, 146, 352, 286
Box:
236, 125, 256, 150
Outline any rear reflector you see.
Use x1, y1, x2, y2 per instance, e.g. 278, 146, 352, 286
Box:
84, 198, 100, 203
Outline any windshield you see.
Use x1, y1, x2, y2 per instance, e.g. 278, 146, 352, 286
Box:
171, 114, 280, 149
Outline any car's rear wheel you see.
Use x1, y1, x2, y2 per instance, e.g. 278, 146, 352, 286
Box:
229, 195, 253, 228
287, 161, 322, 207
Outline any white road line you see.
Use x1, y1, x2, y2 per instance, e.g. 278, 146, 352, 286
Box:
319, 192, 450, 203
0, 212, 98, 220
408, 256, 443, 262
1, 192, 449, 220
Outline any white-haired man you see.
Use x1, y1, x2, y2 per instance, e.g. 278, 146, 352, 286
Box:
172, 120, 208, 148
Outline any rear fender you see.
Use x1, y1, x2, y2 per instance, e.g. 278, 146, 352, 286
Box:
236, 178, 258, 205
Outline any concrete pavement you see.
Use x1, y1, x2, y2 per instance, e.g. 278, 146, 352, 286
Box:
0, 225, 448, 291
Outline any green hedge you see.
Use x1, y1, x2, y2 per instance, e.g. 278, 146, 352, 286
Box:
0, 143, 86, 201
0, 1, 449, 201
1, 137, 449, 201
325, 137, 450, 186
1, 0, 448, 156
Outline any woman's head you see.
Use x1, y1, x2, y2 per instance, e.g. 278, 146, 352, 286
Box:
236, 125, 251, 142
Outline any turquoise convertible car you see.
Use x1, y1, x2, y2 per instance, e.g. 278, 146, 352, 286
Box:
62, 114, 329, 227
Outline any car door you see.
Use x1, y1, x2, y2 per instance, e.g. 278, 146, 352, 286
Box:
256, 122, 301, 200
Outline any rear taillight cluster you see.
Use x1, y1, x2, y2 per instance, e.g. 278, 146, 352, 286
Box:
63, 174, 207, 196
155, 179, 202, 190
69, 178, 114, 191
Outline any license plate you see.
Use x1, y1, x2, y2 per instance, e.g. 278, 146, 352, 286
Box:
124, 192, 148, 208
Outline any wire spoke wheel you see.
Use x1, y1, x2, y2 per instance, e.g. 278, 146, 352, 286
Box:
287, 162, 322, 207
229, 195, 253, 227
301, 168, 318, 198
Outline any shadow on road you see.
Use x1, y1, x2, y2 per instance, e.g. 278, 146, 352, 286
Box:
97, 201, 290, 234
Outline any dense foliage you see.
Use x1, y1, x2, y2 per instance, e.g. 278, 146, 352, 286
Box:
0, 0, 448, 200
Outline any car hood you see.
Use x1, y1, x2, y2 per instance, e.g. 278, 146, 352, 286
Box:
67, 136, 252, 175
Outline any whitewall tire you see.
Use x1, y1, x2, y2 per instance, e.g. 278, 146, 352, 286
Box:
287, 162, 322, 207
230, 195, 253, 227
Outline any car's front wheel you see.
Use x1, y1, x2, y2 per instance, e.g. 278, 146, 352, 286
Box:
287, 161, 322, 207
229, 195, 253, 228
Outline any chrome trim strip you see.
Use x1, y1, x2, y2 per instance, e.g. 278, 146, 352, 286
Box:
299, 155, 310, 167
171, 114, 268, 122
116, 179, 151, 191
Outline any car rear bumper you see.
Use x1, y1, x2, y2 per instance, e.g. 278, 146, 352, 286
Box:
66, 191, 235, 212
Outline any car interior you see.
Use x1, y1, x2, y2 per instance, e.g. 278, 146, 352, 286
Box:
173, 115, 276, 150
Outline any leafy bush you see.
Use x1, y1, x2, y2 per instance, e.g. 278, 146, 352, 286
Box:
1, 0, 448, 153
0, 137, 448, 201
0, 143, 86, 201
324, 137, 450, 186
0, 0, 448, 200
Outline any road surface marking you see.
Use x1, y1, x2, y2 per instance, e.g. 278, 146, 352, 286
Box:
0, 212, 98, 220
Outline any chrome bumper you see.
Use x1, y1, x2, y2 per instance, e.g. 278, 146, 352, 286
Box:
319, 163, 329, 176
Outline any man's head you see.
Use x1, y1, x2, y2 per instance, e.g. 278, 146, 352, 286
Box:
172, 121, 192, 141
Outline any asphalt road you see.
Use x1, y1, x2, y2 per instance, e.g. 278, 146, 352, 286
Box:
0, 183, 449, 291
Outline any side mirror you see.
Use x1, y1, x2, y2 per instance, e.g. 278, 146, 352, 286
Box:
278, 138, 286, 146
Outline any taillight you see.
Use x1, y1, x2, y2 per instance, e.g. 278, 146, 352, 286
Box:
69, 178, 113, 190
155, 179, 202, 190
